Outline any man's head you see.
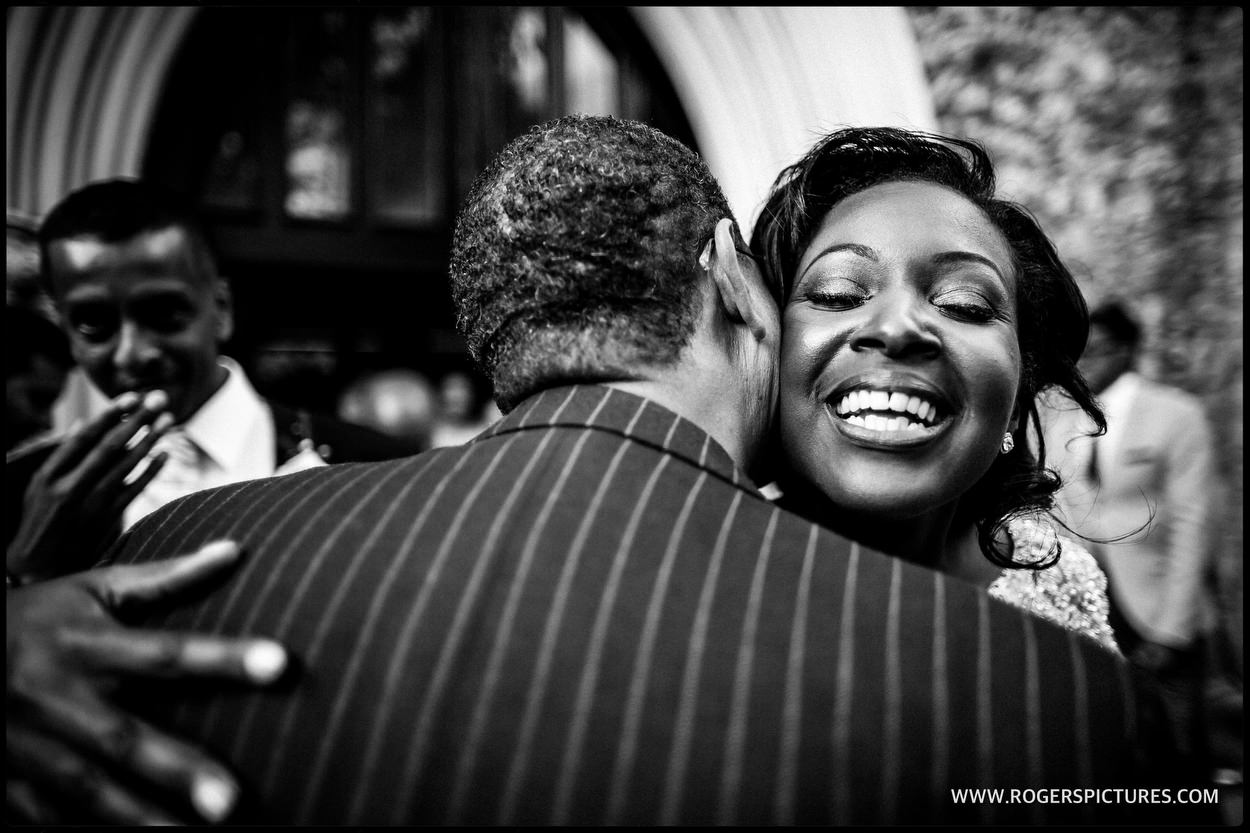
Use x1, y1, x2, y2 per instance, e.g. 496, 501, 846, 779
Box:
39, 179, 232, 423
6, 305, 73, 449
450, 115, 777, 427
1081, 301, 1140, 395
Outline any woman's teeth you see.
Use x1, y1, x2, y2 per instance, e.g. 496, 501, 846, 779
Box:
834, 389, 940, 431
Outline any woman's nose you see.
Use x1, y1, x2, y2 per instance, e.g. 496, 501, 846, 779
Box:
849, 292, 941, 360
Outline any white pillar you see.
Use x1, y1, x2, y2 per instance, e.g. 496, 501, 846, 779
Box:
630, 6, 937, 231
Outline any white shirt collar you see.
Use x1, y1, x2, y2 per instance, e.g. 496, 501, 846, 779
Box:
180, 357, 271, 473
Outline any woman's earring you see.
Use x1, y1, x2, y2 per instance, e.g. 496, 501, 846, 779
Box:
1000, 432, 1015, 454
698, 245, 711, 272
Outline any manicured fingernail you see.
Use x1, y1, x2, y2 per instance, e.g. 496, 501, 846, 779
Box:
192, 771, 238, 822
243, 641, 288, 684
153, 412, 175, 432
115, 391, 141, 410
143, 389, 169, 411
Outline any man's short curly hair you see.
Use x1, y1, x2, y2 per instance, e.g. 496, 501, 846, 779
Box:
750, 126, 1106, 569
451, 115, 732, 412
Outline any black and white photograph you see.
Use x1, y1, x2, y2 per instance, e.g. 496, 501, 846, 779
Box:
6, 6, 1242, 826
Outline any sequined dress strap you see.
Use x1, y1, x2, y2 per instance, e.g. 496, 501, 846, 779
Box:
987, 517, 1120, 653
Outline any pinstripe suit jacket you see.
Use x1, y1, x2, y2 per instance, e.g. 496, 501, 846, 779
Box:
111, 384, 1173, 825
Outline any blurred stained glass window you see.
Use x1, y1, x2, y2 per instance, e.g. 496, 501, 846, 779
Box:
506, 8, 549, 117
202, 130, 260, 212
285, 11, 353, 220
190, 6, 685, 231
369, 7, 443, 225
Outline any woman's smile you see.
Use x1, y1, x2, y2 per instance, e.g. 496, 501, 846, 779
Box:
823, 371, 958, 448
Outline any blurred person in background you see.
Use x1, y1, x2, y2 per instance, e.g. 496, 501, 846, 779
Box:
337, 368, 436, 454
429, 369, 500, 447
5, 179, 410, 585
6, 305, 73, 452
7, 212, 56, 318
7, 214, 73, 452
1041, 299, 1224, 782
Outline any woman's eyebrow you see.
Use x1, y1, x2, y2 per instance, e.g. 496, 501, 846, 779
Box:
797, 243, 878, 282
930, 250, 1005, 280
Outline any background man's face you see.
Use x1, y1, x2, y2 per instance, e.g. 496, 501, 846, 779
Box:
1078, 323, 1134, 395
46, 225, 232, 423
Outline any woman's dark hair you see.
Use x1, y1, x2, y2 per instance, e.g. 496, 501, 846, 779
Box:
750, 126, 1105, 569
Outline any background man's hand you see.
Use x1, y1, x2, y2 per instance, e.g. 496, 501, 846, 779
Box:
6, 541, 289, 824
7, 390, 174, 584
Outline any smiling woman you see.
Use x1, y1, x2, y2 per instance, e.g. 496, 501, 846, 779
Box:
782, 181, 1022, 527
751, 127, 1118, 650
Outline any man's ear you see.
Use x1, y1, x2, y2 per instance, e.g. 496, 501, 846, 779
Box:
706, 217, 772, 343
213, 278, 234, 343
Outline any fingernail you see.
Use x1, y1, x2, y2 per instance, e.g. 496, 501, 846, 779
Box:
243, 641, 288, 684
115, 391, 141, 410
153, 412, 176, 432
143, 389, 169, 411
125, 424, 153, 451
197, 540, 240, 562
192, 771, 238, 822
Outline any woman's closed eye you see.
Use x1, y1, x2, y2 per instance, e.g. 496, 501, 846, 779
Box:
931, 288, 1000, 323
799, 277, 870, 311
806, 290, 868, 310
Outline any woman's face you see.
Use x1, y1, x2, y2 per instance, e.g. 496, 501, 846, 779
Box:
779, 181, 1021, 521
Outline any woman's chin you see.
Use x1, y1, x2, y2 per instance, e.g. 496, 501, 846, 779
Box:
779, 473, 944, 525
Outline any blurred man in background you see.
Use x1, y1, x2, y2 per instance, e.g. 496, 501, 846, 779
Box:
7, 214, 73, 452
6, 305, 73, 451
6, 179, 409, 584
7, 212, 55, 316
1043, 299, 1221, 779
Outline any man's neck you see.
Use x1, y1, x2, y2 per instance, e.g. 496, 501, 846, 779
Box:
606, 373, 753, 473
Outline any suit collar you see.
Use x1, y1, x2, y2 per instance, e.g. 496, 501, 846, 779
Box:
483, 384, 755, 491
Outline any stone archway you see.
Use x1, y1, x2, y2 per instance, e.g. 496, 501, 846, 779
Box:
7, 7, 198, 215
630, 7, 937, 227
